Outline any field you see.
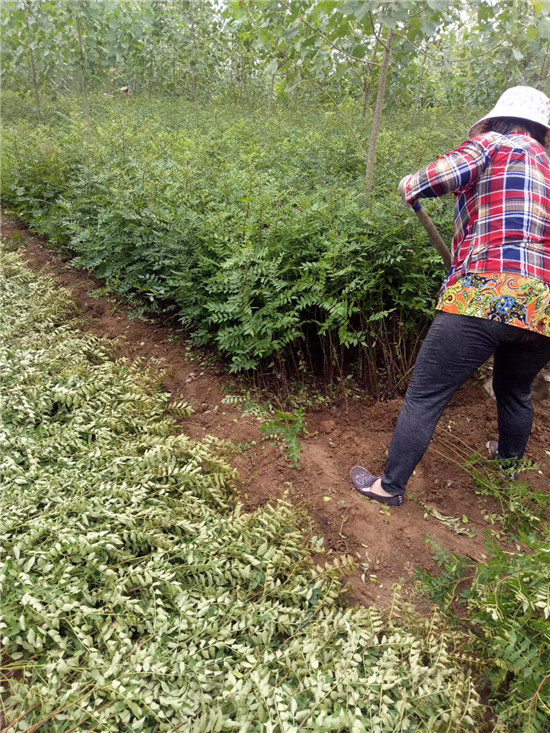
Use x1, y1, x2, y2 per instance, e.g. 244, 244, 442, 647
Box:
2, 0, 550, 728
2, 235, 549, 731
1, 193, 549, 730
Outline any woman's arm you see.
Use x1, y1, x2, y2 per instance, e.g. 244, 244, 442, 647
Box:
401, 136, 496, 207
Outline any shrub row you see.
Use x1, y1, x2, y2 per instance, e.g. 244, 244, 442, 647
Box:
2, 97, 465, 393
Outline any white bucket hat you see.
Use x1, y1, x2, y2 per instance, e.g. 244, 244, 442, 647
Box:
469, 85, 550, 138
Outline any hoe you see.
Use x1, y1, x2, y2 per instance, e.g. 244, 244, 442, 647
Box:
398, 178, 452, 269
411, 200, 452, 269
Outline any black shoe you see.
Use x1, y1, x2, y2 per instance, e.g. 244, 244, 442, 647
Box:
350, 466, 404, 507
486, 441, 518, 480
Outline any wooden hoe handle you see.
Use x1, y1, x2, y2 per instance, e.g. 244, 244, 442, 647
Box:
412, 201, 453, 270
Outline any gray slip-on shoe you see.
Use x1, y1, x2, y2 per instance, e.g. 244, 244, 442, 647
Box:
350, 466, 404, 507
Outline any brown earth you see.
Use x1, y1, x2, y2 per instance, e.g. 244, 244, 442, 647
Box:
3, 213, 549, 609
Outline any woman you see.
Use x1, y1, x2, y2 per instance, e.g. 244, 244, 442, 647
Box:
351, 85, 550, 507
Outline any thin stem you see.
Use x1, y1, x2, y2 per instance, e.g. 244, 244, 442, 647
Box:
364, 27, 394, 204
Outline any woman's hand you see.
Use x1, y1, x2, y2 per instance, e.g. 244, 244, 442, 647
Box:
398, 174, 412, 205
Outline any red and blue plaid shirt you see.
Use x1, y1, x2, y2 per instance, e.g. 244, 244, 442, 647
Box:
403, 131, 550, 291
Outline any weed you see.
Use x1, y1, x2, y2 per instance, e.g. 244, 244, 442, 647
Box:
471, 360, 493, 386
235, 440, 257, 453
433, 437, 548, 537
260, 408, 307, 467
223, 393, 307, 466
415, 539, 473, 615
417, 535, 550, 731
465, 454, 548, 535
3, 232, 24, 250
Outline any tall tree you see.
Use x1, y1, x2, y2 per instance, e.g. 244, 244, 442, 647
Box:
364, 27, 393, 203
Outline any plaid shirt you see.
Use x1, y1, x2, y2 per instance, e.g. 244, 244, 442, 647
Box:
403, 131, 550, 291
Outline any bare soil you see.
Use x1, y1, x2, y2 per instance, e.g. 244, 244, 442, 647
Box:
4, 213, 549, 608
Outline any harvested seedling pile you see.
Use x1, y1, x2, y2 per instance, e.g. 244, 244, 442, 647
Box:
0, 250, 483, 731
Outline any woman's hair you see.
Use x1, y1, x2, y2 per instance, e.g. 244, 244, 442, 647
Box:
486, 116, 547, 146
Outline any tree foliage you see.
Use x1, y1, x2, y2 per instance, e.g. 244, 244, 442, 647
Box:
2, 0, 548, 112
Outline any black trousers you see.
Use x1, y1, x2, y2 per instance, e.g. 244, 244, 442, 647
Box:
381, 312, 550, 495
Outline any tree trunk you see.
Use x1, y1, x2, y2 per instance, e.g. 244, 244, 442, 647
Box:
28, 45, 41, 120
191, 35, 199, 103
364, 28, 394, 205
23, 2, 41, 119
361, 71, 369, 117
229, 59, 235, 101
362, 35, 379, 118
267, 70, 275, 111
75, 10, 92, 131
148, 56, 153, 101
414, 51, 427, 110
538, 42, 550, 87
239, 57, 247, 103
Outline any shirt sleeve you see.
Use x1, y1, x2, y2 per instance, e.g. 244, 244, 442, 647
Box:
403, 136, 495, 206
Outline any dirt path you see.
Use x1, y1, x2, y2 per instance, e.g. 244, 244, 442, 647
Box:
4, 213, 549, 607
